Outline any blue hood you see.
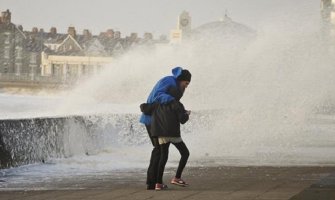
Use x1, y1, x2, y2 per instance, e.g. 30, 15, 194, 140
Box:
140, 67, 183, 125
172, 67, 183, 79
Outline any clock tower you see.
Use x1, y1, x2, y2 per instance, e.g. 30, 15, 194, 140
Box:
178, 11, 192, 33
170, 11, 192, 44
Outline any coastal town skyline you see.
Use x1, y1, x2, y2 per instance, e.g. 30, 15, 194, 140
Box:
0, 0, 332, 90
1, 0, 320, 37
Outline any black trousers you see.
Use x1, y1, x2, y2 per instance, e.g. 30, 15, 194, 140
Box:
157, 141, 190, 184
146, 125, 160, 186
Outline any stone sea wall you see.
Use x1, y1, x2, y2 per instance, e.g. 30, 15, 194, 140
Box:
0, 114, 144, 169
0, 111, 215, 169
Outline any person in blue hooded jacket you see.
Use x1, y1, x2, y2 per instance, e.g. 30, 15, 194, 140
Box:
140, 67, 191, 190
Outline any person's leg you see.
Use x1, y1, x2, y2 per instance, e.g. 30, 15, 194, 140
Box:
156, 142, 170, 184
146, 125, 160, 189
173, 141, 190, 179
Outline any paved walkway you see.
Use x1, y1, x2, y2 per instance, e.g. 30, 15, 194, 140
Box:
0, 166, 335, 200
290, 170, 335, 200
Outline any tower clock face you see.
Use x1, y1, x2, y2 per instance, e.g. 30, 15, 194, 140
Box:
180, 18, 189, 26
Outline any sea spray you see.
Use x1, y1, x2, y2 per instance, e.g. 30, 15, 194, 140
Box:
54, 10, 335, 165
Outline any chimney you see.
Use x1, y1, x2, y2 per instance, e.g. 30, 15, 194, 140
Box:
50, 27, 57, 35
106, 29, 114, 38
17, 25, 23, 31
67, 26, 76, 38
130, 32, 138, 41
83, 29, 92, 40
1, 9, 11, 24
32, 27, 38, 33
144, 32, 153, 40
114, 31, 121, 39
99, 32, 106, 37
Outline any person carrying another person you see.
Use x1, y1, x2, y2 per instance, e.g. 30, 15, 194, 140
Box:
140, 67, 192, 190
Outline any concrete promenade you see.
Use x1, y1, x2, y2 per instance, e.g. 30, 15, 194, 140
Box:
0, 166, 335, 200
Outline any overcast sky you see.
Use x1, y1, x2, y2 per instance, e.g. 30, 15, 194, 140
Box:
0, 0, 321, 38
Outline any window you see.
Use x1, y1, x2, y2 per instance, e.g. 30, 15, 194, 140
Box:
15, 63, 21, 75
3, 62, 8, 73
16, 47, 22, 59
15, 37, 22, 45
30, 54, 37, 64
4, 32, 10, 44
4, 47, 10, 59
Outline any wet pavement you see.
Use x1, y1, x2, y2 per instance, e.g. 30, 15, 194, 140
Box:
290, 171, 335, 200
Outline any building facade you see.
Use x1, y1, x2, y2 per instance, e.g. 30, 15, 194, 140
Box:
0, 10, 27, 75
321, 0, 335, 41
0, 9, 167, 85
41, 52, 113, 81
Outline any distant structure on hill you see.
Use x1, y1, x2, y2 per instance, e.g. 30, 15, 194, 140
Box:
169, 11, 256, 44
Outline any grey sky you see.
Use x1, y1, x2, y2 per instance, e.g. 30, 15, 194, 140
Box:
0, 0, 321, 38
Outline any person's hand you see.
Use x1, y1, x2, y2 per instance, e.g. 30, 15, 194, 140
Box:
186, 110, 191, 115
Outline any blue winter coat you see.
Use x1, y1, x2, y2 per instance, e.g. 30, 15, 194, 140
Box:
139, 67, 183, 125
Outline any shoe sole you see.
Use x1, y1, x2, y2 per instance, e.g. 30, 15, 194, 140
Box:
155, 188, 168, 191
155, 186, 168, 191
171, 182, 189, 187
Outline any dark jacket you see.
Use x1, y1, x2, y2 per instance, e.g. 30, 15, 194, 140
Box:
150, 100, 189, 138
140, 86, 183, 116
140, 86, 187, 137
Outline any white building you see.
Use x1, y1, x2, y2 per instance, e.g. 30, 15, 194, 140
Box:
321, 0, 335, 40
40, 35, 113, 80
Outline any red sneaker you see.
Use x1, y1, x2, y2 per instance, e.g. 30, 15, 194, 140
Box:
171, 177, 189, 187
155, 183, 168, 190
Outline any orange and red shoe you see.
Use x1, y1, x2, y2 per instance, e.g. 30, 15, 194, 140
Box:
155, 183, 168, 191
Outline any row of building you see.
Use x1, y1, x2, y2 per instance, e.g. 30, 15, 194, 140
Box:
0, 9, 168, 85
1, 1, 334, 86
